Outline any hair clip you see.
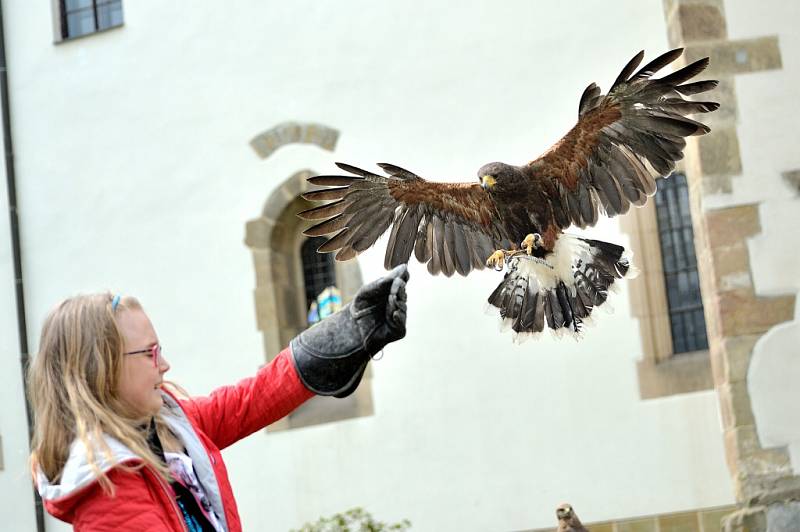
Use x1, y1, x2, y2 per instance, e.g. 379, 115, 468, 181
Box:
111, 294, 121, 311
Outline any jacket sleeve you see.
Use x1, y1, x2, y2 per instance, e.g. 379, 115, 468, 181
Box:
178, 347, 314, 450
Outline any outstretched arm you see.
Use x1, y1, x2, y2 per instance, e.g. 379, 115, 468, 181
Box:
178, 265, 411, 449
179, 348, 313, 450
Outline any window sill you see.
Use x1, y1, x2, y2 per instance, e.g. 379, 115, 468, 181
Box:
54, 23, 123, 45
637, 349, 713, 400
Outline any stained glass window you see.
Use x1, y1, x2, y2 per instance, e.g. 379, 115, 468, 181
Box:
301, 237, 339, 325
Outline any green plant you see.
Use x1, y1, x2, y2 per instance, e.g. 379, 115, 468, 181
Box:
292, 507, 411, 532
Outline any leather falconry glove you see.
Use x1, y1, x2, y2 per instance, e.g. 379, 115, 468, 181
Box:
290, 264, 409, 397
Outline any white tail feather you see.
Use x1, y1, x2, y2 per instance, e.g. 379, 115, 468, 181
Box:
487, 233, 634, 339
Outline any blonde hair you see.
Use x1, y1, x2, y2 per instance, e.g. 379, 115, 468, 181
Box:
28, 293, 181, 494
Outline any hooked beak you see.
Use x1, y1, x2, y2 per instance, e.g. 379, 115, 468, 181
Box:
480, 175, 496, 190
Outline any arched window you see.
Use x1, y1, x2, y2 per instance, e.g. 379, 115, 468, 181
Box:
245, 170, 372, 430
654, 173, 709, 353
621, 171, 713, 399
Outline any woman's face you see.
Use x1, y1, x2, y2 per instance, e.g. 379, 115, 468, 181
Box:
116, 308, 170, 418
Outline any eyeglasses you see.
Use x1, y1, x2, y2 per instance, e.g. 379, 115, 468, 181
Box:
124, 343, 162, 368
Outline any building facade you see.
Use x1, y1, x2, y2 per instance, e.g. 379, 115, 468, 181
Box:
0, 1, 796, 530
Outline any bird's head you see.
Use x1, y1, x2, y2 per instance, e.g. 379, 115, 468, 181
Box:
477, 162, 525, 194
556, 503, 574, 521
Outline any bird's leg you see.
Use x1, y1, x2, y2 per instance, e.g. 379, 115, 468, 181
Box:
486, 234, 542, 270
521, 233, 542, 255
485, 249, 508, 271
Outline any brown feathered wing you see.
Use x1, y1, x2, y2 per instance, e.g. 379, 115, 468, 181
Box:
298, 163, 511, 277
528, 48, 718, 229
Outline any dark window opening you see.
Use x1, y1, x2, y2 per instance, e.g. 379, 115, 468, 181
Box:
654, 173, 709, 354
60, 0, 123, 40
301, 237, 339, 325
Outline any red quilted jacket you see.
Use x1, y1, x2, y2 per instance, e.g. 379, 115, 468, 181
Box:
36, 348, 313, 531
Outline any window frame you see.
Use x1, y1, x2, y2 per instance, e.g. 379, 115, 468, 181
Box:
653, 173, 710, 355
620, 171, 713, 399
53, 0, 124, 43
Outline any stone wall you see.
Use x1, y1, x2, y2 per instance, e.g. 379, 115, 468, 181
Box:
529, 505, 736, 532
244, 129, 373, 431
663, 1, 799, 530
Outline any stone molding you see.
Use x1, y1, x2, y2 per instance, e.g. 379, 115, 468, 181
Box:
682, 37, 782, 78
693, 201, 795, 510
527, 504, 736, 532
620, 200, 714, 399
662, 1, 798, 529
249, 122, 339, 159
245, 168, 372, 431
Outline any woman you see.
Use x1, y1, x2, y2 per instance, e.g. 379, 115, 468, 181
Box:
29, 265, 409, 531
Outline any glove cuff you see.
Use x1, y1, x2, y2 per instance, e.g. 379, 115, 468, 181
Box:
289, 304, 370, 397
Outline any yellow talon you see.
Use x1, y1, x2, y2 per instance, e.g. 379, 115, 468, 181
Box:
521, 233, 542, 255
486, 250, 507, 270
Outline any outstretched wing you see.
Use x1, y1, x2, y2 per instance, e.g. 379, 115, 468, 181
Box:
298, 163, 511, 277
529, 48, 718, 228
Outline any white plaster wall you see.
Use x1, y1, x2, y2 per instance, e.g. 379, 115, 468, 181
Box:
710, 0, 800, 294
722, 0, 800, 471
0, 1, 735, 530
749, 298, 800, 473
0, 110, 40, 532
708, 0, 800, 295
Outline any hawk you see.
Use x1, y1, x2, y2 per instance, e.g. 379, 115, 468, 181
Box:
556, 503, 589, 532
298, 48, 718, 339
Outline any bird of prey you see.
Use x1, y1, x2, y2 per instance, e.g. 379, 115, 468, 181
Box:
298, 48, 718, 339
556, 503, 589, 532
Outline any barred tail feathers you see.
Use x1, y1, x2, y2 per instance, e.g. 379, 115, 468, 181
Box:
486, 234, 635, 341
